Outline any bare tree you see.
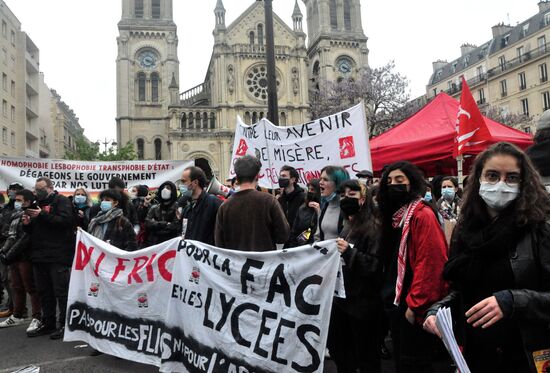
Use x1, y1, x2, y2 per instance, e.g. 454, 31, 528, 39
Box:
482, 105, 531, 129
310, 61, 411, 137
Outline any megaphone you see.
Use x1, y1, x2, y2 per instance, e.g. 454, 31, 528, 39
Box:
207, 176, 231, 197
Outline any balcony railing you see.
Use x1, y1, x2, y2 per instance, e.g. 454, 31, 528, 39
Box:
487, 42, 550, 78
177, 109, 217, 132
179, 82, 210, 107
444, 73, 487, 96
233, 44, 290, 57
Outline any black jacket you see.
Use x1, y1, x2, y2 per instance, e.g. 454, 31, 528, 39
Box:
0, 211, 31, 264
278, 186, 305, 228
526, 139, 550, 177
24, 192, 75, 265
288, 204, 318, 247
145, 181, 180, 245
427, 220, 550, 372
101, 215, 138, 252
182, 191, 222, 245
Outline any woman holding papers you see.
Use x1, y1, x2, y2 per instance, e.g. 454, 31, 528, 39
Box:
424, 142, 550, 372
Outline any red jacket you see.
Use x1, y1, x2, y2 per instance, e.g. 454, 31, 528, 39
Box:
405, 203, 449, 320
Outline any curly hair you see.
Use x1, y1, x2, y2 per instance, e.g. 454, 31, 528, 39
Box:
460, 142, 550, 227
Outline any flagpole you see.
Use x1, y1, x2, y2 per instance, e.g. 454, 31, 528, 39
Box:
457, 155, 464, 187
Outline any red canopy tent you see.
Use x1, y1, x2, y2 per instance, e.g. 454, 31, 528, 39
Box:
369, 93, 533, 176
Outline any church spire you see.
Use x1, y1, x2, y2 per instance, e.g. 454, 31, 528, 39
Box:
292, 0, 303, 32
214, 0, 226, 29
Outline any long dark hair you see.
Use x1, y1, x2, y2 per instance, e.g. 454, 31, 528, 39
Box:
341, 180, 379, 242
378, 161, 428, 221
460, 142, 550, 227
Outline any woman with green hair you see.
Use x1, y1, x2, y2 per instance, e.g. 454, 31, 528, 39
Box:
313, 165, 350, 241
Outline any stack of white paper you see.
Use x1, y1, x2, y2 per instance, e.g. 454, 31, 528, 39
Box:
435, 307, 471, 373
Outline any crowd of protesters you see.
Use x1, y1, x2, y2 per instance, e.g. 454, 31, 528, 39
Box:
0, 113, 548, 372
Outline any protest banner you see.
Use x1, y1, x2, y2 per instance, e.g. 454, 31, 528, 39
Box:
0, 157, 193, 197
65, 230, 342, 373
229, 103, 372, 189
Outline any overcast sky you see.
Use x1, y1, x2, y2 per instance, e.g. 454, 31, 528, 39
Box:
5, 0, 535, 143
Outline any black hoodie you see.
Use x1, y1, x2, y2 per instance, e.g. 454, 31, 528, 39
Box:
144, 181, 180, 245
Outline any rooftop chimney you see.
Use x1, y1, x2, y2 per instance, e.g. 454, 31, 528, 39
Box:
539, 0, 550, 13
492, 23, 514, 38
460, 43, 477, 56
432, 60, 448, 73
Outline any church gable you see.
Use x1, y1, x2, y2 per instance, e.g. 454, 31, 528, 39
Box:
225, 2, 297, 47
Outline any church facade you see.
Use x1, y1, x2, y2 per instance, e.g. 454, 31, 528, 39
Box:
116, 0, 368, 179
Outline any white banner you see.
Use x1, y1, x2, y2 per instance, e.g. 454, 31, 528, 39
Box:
0, 157, 193, 195
229, 103, 372, 189
65, 231, 342, 373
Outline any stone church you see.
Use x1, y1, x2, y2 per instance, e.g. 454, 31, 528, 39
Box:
116, 0, 368, 179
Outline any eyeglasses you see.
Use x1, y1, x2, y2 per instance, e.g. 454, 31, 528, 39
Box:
482, 171, 521, 186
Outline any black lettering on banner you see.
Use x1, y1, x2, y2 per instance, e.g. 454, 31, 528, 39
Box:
266, 263, 291, 307
253, 310, 278, 358
295, 275, 322, 316
291, 324, 321, 373
271, 318, 296, 365
202, 287, 215, 329
216, 292, 236, 331
230, 302, 260, 348
241, 259, 264, 294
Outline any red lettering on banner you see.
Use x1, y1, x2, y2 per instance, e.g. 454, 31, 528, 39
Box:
128, 256, 150, 284
94, 252, 106, 277
145, 254, 156, 282
158, 250, 176, 282
75, 242, 94, 271
111, 258, 130, 282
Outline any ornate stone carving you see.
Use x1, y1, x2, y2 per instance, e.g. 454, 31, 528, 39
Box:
227, 64, 235, 94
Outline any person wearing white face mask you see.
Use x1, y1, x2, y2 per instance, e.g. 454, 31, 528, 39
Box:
423, 142, 550, 373
144, 181, 180, 246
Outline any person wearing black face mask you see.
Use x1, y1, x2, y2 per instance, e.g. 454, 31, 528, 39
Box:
277, 166, 305, 237
327, 180, 383, 373
287, 179, 320, 247
377, 161, 448, 373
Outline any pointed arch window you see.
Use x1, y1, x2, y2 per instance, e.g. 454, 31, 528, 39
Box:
136, 138, 144, 160
257, 24, 264, 45
329, 0, 338, 30
151, 72, 159, 102
138, 72, 146, 101
152, 0, 161, 19
135, 0, 144, 18
154, 139, 162, 160
344, 0, 352, 31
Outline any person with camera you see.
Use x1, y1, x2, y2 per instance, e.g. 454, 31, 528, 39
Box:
287, 178, 320, 247
0, 189, 41, 334
23, 177, 74, 340
129, 185, 152, 248
179, 166, 222, 245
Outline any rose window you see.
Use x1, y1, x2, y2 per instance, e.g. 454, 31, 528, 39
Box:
245, 65, 280, 101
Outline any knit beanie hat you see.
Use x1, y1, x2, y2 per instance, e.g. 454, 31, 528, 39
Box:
537, 109, 550, 131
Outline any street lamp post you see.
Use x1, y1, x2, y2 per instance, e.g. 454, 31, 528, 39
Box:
95, 138, 117, 153
264, 0, 279, 125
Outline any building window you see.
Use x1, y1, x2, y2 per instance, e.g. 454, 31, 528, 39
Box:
522, 23, 529, 38
521, 98, 529, 117
517, 46, 525, 61
2, 100, 6, 117
502, 33, 510, 47
10, 30, 14, 46
10, 80, 14, 97
543, 91, 550, 111
202, 112, 208, 130
519, 72, 527, 90
280, 112, 287, 126
545, 12, 550, 26
432, 88, 437, 97
478, 89, 485, 104
151, 72, 159, 102
249, 31, 255, 45
152, 0, 161, 19
10, 105, 14, 122
188, 112, 194, 128
180, 113, 187, 129
498, 56, 506, 71
343, 0, 352, 31
329, 0, 338, 30
2, 127, 6, 144
476, 66, 484, 78
209, 112, 216, 129
154, 138, 162, 160
451, 62, 457, 73
135, 0, 144, 18
2, 73, 6, 91
10, 131, 15, 147
1, 21, 6, 37
540, 63, 548, 83
2, 48, 6, 65
257, 24, 264, 45
538, 36, 547, 52
137, 72, 146, 101
136, 138, 144, 160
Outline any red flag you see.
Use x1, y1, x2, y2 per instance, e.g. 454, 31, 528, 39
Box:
454, 77, 491, 156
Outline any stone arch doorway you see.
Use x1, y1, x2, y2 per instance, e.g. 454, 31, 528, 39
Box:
195, 158, 213, 180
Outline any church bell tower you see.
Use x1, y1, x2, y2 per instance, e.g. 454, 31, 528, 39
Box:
116, 0, 179, 160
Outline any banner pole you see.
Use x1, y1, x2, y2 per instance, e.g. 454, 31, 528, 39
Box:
457, 155, 464, 187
